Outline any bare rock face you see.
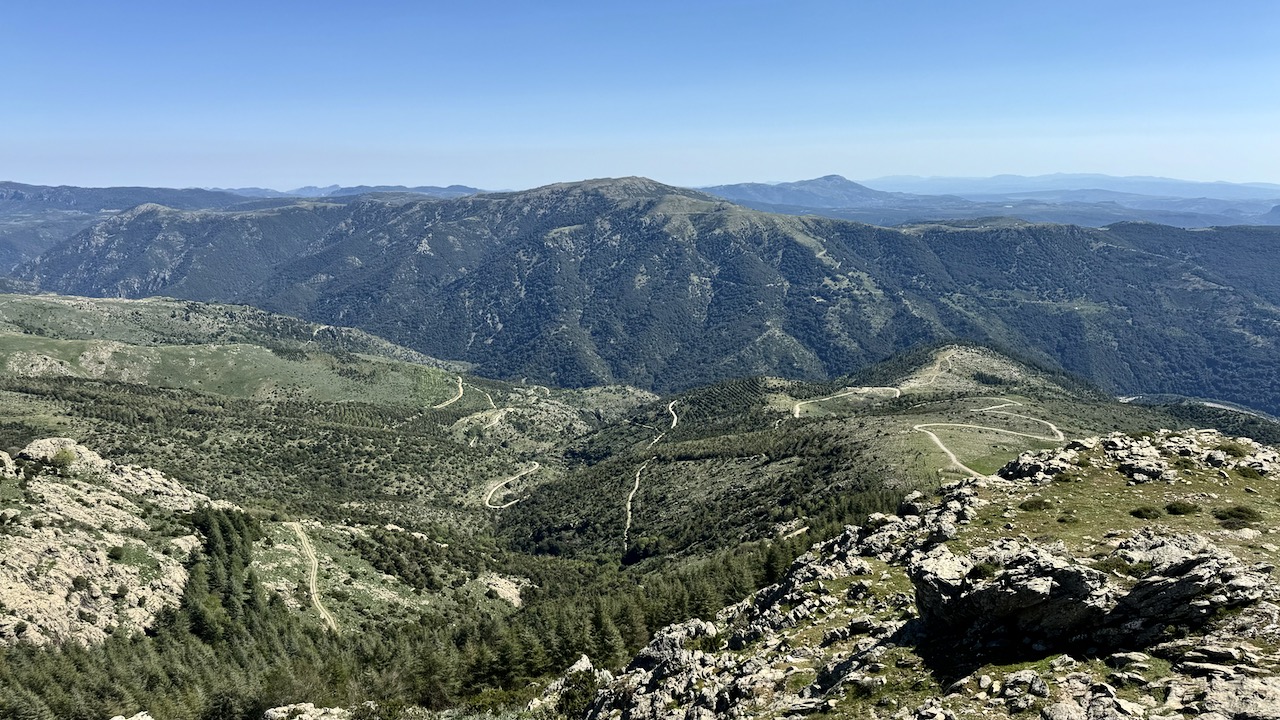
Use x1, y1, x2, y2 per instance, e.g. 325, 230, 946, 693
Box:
1106, 531, 1272, 644
19, 437, 112, 474
1201, 676, 1280, 719
908, 532, 1272, 656
0, 439, 212, 645
908, 541, 1114, 652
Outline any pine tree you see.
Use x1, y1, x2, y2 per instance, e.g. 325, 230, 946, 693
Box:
591, 603, 627, 669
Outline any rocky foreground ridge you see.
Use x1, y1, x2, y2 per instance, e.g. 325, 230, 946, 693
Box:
0, 438, 228, 645
563, 429, 1280, 720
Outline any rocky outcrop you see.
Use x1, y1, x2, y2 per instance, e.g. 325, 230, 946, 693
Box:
261, 703, 350, 720
0, 440, 216, 645
527, 654, 616, 714
18, 437, 230, 513
909, 540, 1115, 654
909, 531, 1272, 657
1002, 429, 1279, 486
571, 428, 1280, 720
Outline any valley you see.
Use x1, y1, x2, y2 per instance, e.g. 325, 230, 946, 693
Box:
9, 0, 1280, 716
1, 187, 1279, 720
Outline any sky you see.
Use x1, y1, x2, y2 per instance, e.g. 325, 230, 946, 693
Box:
2, 0, 1278, 190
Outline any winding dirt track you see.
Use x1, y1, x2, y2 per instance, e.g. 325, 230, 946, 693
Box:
466, 383, 496, 409
433, 376, 465, 409
484, 462, 541, 509
786, 347, 1063, 480
623, 401, 680, 552
792, 386, 901, 418
285, 522, 338, 632
622, 458, 654, 551
913, 397, 1063, 478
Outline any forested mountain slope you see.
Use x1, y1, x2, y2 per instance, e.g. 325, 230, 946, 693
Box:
16, 178, 1280, 414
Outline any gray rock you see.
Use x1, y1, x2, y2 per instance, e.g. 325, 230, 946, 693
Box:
1042, 701, 1087, 720
1004, 669, 1050, 698
1179, 661, 1239, 678
1086, 696, 1123, 720
1106, 651, 1150, 668
909, 541, 1113, 648
1202, 676, 1280, 719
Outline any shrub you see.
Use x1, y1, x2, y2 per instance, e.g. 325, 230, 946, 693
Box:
71, 575, 90, 592
968, 561, 1001, 580
973, 371, 1005, 386
107, 546, 126, 562
1214, 505, 1263, 529
49, 448, 77, 470
1130, 506, 1163, 520
1019, 498, 1053, 512
1216, 441, 1250, 459
1236, 465, 1264, 481
1057, 513, 1081, 524
1165, 500, 1201, 516
557, 670, 601, 719
1093, 556, 1154, 578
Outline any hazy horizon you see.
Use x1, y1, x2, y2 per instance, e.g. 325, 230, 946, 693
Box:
3, 1, 1277, 189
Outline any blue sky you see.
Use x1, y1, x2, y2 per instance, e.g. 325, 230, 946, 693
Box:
2, 1, 1277, 189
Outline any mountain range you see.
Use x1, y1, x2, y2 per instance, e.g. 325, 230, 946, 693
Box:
702, 175, 1280, 227
215, 184, 485, 199
12, 176, 1280, 416
5, 172, 1280, 719
862, 172, 1280, 199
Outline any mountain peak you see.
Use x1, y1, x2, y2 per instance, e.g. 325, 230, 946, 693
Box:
701, 174, 893, 208
518, 176, 715, 203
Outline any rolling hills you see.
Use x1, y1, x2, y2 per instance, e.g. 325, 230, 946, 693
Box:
2, 292, 1278, 718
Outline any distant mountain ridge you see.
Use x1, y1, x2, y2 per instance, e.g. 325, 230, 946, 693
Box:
701, 175, 903, 208
217, 183, 485, 198
862, 172, 1280, 200
15, 176, 1280, 415
0, 181, 262, 272
0, 181, 247, 211
699, 174, 1280, 227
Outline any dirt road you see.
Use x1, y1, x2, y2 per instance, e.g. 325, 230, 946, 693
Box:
484, 462, 541, 509
285, 522, 338, 632
432, 376, 465, 409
